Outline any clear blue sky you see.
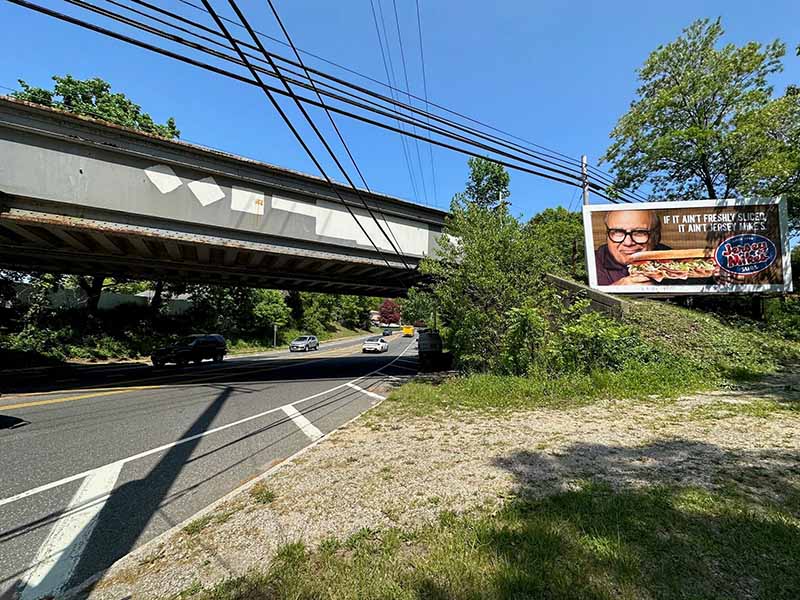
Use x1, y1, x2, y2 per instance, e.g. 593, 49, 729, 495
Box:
1, 0, 798, 219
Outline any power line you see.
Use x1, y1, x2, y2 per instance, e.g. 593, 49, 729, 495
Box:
262, 0, 411, 271
51, 0, 595, 191
201, 0, 414, 279
112, 0, 640, 202
390, 0, 428, 206
415, 0, 437, 206
9, 0, 628, 203
168, 0, 644, 199
367, 0, 420, 205
370, 0, 420, 201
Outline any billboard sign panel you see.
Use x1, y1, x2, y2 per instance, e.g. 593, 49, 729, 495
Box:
582, 198, 792, 294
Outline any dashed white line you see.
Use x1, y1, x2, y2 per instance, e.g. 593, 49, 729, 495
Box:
281, 405, 323, 441
20, 461, 123, 600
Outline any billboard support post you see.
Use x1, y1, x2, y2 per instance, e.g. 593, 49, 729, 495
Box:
581, 155, 589, 205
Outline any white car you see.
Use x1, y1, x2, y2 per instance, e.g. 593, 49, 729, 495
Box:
362, 336, 389, 353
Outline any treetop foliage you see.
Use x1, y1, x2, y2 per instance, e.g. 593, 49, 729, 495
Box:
13, 75, 180, 139
602, 18, 799, 236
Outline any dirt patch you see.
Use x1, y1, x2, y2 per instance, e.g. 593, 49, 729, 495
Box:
85, 376, 800, 600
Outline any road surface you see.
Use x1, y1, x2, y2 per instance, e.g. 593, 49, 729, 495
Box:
0, 334, 418, 599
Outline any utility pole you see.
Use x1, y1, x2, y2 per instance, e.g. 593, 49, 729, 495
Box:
581, 154, 589, 205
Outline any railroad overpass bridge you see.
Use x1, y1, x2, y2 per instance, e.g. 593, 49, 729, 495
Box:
0, 97, 447, 297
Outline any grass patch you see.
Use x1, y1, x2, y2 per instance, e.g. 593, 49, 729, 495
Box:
189, 482, 800, 600
183, 515, 213, 536
688, 397, 800, 420
626, 300, 800, 382
250, 482, 276, 505
183, 505, 241, 535
376, 355, 711, 416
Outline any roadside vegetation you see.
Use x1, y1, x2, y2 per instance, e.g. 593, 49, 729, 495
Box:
0, 281, 382, 368
193, 482, 799, 600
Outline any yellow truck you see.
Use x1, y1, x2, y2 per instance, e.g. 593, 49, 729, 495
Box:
402, 325, 414, 337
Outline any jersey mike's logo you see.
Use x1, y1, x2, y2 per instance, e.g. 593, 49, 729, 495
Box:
716, 234, 777, 276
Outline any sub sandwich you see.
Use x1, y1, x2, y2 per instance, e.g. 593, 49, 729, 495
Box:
627, 249, 716, 282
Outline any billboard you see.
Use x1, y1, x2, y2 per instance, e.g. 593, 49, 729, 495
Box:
582, 198, 792, 294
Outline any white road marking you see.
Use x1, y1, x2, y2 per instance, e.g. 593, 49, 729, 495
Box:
0, 339, 415, 508
346, 382, 386, 401
388, 363, 417, 372
19, 461, 123, 600
281, 405, 323, 441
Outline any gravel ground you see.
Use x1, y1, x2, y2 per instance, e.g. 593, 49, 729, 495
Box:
83, 372, 800, 600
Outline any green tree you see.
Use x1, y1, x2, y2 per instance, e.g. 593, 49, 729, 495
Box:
13, 75, 180, 138
602, 19, 786, 201
451, 157, 510, 211
525, 207, 587, 281
338, 295, 375, 329
398, 287, 435, 325
253, 290, 291, 334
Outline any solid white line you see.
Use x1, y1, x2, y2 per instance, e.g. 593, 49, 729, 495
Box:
346, 382, 386, 401
387, 363, 417, 372
281, 405, 323, 441
0, 339, 416, 508
19, 461, 123, 600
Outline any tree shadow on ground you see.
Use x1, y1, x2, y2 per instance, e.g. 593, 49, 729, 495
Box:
478, 439, 800, 599
191, 438, 800, 600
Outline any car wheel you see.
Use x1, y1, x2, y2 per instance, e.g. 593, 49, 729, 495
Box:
177, 358, 188, 367
152, 359, 163, 368
213, 352, 223, 363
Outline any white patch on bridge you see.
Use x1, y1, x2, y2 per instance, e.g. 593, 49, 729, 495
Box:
144, 164, 182, 194
231, 187, 265, 216
188, 176, 225, 207
272, 195, 429, 256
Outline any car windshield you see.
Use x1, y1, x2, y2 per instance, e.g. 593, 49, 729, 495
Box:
180, 336, 202, 345
293, 337, 309, 342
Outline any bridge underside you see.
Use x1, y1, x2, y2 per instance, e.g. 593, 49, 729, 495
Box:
0, 98, 445, 297
0, 197, 419, 297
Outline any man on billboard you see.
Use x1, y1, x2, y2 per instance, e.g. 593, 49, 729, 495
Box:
595, 209, 670, 285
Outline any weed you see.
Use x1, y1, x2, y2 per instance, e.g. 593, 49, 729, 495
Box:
183, 515, 213, 536
250, 482, 276, 505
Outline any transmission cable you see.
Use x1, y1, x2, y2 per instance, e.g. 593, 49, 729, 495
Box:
102, 0, 639, 202
366, 0, 419, 205
390, 0, 428, 205
195, 0, 412, 279
170, 0, 643, 199
9, 0, 624, 203
415, 0, 437, 205
264, 0, 411, 270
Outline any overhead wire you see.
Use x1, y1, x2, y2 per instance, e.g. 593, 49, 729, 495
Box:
169, 0, 644, 200
8, 0, 629, 203
196, 0, 414, 280
263, 0, 411, 270
389, 0, 428, 206
108, 0, 639, 202
259, 0, 411, 271
371, 0, 421, 204
414, 0, 437, 205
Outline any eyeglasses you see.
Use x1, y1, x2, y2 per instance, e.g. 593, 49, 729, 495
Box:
607, 228, 651, 244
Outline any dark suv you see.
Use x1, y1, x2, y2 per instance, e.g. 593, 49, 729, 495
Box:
151, 334, 227, 367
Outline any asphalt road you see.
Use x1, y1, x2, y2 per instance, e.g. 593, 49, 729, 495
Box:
0, 334, 418, 599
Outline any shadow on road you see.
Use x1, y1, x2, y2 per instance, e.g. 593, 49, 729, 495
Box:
5, 386, 233, 599
1, 343, 409, 397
